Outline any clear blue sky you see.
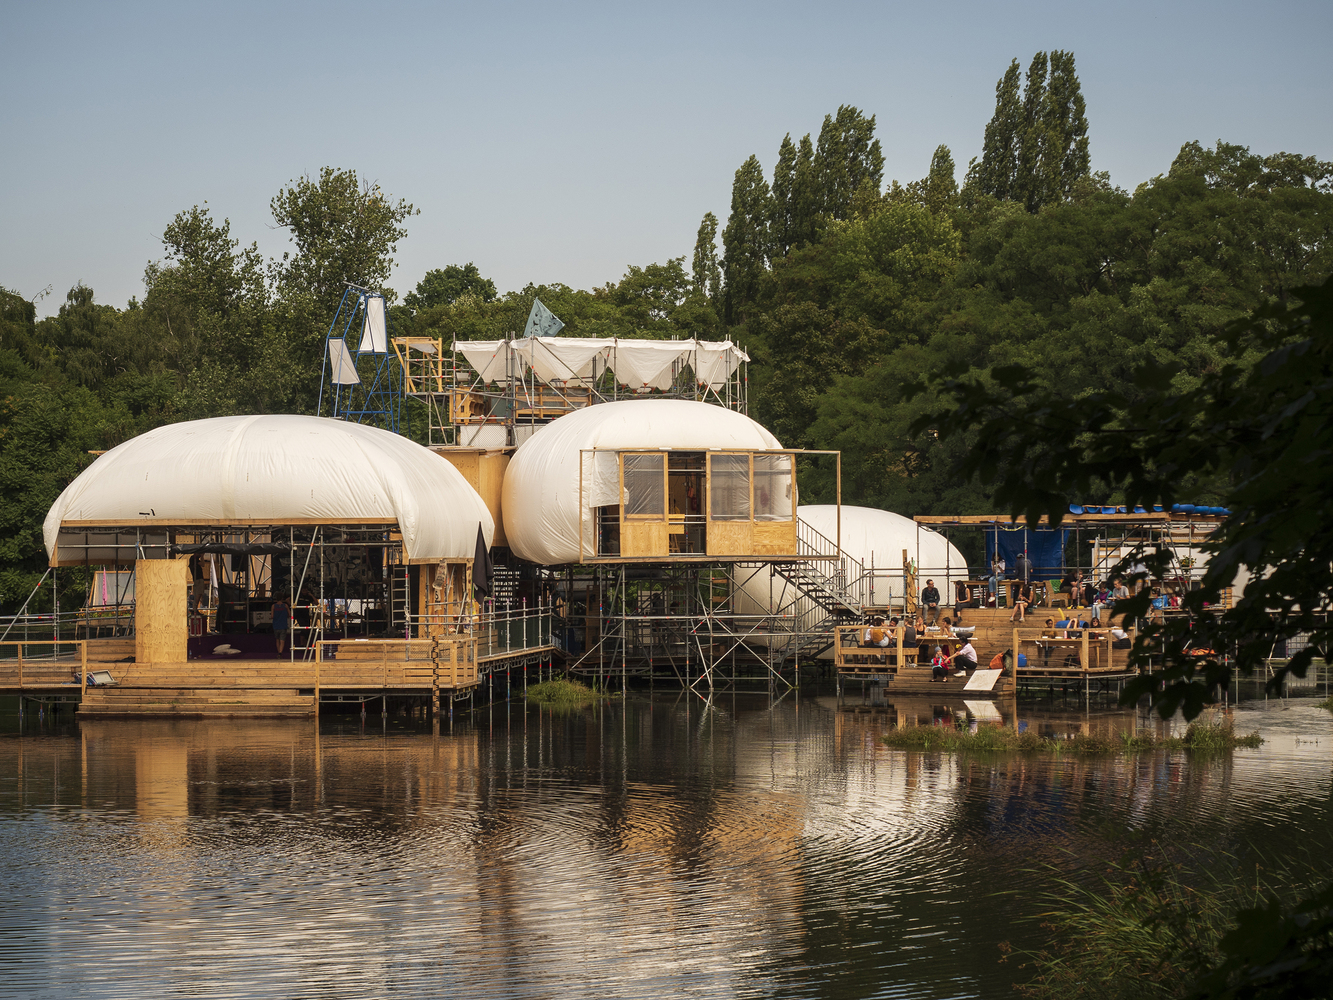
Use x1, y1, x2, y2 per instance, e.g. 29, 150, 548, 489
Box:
4, 0, 1331, 317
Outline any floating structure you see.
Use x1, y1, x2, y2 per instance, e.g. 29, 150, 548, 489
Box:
6, 414, 550, 718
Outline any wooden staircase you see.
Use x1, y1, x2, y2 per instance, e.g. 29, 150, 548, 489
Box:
79, 686, 314, 718
76, 660, 317, 718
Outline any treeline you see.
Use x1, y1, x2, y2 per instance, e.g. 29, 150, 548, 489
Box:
3, 51, 1331, 612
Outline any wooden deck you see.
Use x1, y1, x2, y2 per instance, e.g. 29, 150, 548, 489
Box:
833, 607, 1138, 696
0, 635, 540, 718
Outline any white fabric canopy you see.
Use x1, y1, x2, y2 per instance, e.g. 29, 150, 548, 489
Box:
732, 506, 970, 632
796, 505, 969, 604
327, 339, 360, 385
453, 337, 749, 390
44, 415, 493, 565
358, 296, 388, 353
501, 399, 782, 564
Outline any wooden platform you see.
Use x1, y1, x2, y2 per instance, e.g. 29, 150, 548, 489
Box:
0, 635, 506, 718
834, 606, 1137, 695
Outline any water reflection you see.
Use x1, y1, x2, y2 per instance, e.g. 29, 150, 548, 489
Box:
0, 693, 1329, 999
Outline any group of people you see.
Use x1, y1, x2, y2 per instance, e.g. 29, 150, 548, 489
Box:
861, 608, 978, 681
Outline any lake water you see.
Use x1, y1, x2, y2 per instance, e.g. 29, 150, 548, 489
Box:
1, 689, 1330, 999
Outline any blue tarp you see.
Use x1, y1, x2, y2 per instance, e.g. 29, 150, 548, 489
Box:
984, 526, 1068, 580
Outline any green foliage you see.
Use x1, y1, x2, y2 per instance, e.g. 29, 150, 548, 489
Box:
968, 51, 1090, 212
1009, 853, 1248, 999
691, 212, 721, 306
906, 273, 1333, 719
404, 263, 497, 312
722, 154, 772, 322
526, 677, 611, 708
270, 167, 416, 309
880, 719, 1259, 754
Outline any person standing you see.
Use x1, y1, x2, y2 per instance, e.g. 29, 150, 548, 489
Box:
272, 597, 290, 655
921, 580, 941, 625
1012, 551, 1031, 607
990, 552, 1006, 607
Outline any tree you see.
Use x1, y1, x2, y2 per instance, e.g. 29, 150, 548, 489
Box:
404, 264, 497, 312
968, 51, 1090, 212
269, 167, 417, 310
770, 135, 798, 258
721, 154, 772, 323
691, 212, 721, 305
814, 105, 884, 223
921, 145, 959, 215
969, 58, 1023, 202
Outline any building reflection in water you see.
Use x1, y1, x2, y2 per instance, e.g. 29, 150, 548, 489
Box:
0, 693, 1328, 999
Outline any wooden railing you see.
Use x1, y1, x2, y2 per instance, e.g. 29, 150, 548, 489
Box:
0, 640, 89, 689
314, 636, 478, 695
1011, 625, 1135, 673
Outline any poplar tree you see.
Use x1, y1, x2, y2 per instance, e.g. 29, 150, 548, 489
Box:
791, 134, 821, 250
814, 105, 884, 223
970, 59, 1023, 201
691, 212, 721, 305
721, 155, 772, 323
969, 51, 1089, 212
770, 135, 797, 258
921, 145, 958, 215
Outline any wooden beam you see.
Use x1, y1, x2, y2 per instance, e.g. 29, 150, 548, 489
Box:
913, 513, 1222, 526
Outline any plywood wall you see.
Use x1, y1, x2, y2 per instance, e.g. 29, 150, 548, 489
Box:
434, 448, 510, 548
134, 558, 190, 663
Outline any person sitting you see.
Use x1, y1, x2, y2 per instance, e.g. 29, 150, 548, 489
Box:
1058, 570, 1083, 607
1038, 617, 1058, 664
862, 616, 891, 647
1111, 577, 1130, 602
990, 553, 1006, 607
950, 638, 978, 674
1110, 625, 1132, 648
1009, 581, 1034, 622
931, 647, 951, 681
901, 618, 919, 649
921, 580, 941, 625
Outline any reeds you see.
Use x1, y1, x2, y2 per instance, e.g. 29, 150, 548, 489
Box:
881, 719, 1261, 754
525, 678, 610, 708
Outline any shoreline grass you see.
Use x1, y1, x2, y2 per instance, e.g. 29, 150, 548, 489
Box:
1318, 696, 1333, 712
525, 678, 611, 708
882, 719, 1261, 754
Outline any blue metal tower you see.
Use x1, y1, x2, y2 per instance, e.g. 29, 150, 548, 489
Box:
317, 285, 406, 434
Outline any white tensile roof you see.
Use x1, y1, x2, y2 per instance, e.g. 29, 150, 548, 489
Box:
454, 337, 748, 390
732, 505, 970, 634
797, 505, 969, 591
501, 399, 782, 565
44, 414, 494, 565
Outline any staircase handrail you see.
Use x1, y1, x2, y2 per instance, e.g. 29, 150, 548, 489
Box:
795, 517, 869, 607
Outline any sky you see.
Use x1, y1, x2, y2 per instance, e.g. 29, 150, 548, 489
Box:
3, 0, 1331, 318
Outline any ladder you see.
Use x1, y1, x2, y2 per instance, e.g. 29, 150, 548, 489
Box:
390, 564, 412, 638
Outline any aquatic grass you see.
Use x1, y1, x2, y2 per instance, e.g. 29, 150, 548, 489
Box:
1004, 846, 1333, 999
1003, 851, 1244, 999
881, 719, 1261, 754
1318, 695, 1333, 712
525, 678, 611, 708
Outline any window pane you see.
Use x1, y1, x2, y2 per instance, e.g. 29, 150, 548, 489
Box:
623, 453, 664, 518
753, 453, 793, 521
710, 454, 751, 521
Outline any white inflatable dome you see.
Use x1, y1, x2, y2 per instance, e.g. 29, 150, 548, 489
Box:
798, 505, 969, 605
45, 414, 494, 564
502, 399, 783, 565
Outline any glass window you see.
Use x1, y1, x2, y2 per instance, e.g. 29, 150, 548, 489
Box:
710, 454, 751, 521
753, 453, 794, 521
622, 453, 665, 519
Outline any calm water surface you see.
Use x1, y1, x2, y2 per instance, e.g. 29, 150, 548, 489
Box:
1, 689, 1331, 999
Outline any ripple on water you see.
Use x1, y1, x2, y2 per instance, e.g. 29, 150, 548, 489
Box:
0, 697, 1329, 999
